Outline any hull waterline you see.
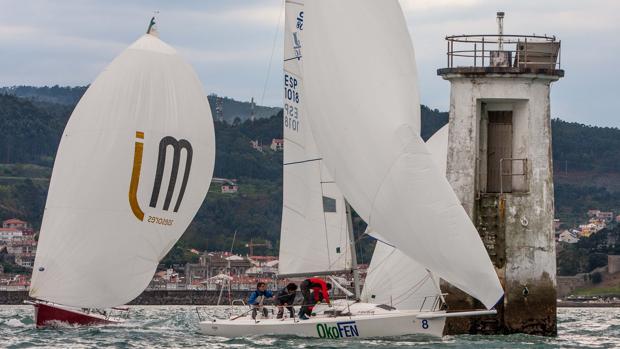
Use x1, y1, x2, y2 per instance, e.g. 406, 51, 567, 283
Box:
29, 301, 123, 328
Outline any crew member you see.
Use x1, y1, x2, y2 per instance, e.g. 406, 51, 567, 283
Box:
248, 282, 273, 319
298, 278, 331, 320
276, 282, 298, 319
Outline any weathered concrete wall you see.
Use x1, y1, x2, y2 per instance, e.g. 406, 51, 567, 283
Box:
0, 290, 253, 305
0, 291, 30, 304
557, 275, 588, 298
128, 290, 252, 305
608, 255, 620, 274
442, 73, 560, 336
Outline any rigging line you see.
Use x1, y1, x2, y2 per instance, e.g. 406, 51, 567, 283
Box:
365, 247, 399, 276
392, 275, 430, 301
283, 157, 322, 166
260, 0, 284, 105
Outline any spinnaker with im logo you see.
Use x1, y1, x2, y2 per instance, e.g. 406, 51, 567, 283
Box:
27, 17, 215, 327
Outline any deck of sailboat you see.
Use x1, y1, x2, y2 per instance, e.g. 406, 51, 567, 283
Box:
198, 305, 447, 338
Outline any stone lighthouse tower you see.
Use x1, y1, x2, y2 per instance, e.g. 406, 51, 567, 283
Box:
437, 13, 563, 336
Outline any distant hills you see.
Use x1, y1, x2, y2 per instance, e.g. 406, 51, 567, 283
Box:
0, 85, 280, 125
0, 86, 86, 106
1, 85, 619, 257
207, 94, 281, 124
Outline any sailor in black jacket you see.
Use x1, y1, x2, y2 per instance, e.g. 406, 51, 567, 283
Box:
276, 283, 298, 319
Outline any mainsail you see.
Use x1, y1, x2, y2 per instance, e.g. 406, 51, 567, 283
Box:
279, 0, 351, 276
302, 0, 503, 309
30, 31, 215, 308
361, 125, 449, 310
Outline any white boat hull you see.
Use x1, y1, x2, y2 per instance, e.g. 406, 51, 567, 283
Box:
198, 305, 446, 338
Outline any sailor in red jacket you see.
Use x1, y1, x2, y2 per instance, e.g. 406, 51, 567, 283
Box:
298, 278, 332, 320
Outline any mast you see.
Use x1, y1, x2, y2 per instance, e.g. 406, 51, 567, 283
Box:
345, 200, 361, 299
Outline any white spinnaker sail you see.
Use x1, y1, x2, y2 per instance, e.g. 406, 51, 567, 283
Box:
303, 0, 503, 309
424, 125, 449, 175
279, 0, 351, 276
362, 237, 439, 310
30, 33, 215, 308
361, 125, 449, 310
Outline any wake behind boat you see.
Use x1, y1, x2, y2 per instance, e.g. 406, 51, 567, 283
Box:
28, 18, 216, 327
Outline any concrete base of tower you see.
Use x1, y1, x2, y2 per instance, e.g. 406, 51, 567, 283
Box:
442, 279, 557, 336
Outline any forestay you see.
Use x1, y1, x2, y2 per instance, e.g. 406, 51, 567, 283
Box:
362, 126, 449, 310
279, 0, 351, 276
30, 33, 215, 308
302, 0, 503, 309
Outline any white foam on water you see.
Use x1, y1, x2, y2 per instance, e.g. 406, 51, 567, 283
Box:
5, 318, 25, 327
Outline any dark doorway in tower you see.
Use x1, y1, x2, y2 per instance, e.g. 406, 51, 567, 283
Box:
486, 111, 513, 193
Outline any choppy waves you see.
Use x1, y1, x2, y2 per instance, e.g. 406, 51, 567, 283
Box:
0, 306, 618, 348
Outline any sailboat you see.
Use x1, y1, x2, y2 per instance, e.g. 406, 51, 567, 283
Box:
198, 0, 503, 338
27, 19, 216, 327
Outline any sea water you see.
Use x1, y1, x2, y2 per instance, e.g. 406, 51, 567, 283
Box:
0, 306, 618, 348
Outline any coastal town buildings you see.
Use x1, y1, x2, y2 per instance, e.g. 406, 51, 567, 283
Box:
587, 210, 614, 223
558, 230, 579, 244
182, 252, 284, 291
184, 252, 252, 289
270, 138, 283, 151
211, 177, 239, 194
2, 218, 29, 230
0, 228, 22, 241
0, 218, 37, 269
221, 183, 238, 193
0, 274, 29, 291
249, 139, 263, 152
0, 218, 36, 290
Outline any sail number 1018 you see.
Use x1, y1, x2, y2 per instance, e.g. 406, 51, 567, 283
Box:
284, 73, 300, 132
284, 74, 300, 104
284, 103, 299, 132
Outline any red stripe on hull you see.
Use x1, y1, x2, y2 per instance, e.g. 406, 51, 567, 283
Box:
34, 302, 116, 328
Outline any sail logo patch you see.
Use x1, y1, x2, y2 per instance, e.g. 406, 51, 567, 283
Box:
292, 11, 304, 60
316, 321, 359, 338
296, 11, 304, 30
129, 131, 193, 223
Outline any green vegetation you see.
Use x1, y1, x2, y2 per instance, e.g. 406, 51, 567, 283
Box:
0, 178, 47, 229
0, 94, 70, 164
160, 241, 200, 268
2, 86, 620, 266
0, 260, 31, 274
420, 105, 448, 141
552, 118, 620, 173
0, 85, 86, 106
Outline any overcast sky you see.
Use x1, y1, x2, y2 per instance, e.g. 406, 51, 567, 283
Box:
1, 0, 618, 127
